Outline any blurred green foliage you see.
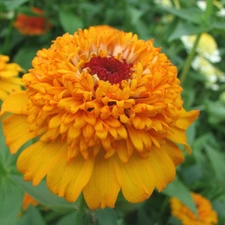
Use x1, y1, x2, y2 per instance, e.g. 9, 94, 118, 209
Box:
1, 0, 225, 224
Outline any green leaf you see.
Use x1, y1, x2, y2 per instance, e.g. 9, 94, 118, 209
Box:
168, 21, 208, 42
17, 206, 46, 225
0, 125, 25, 225
0, 178, 24, 225
94, 208, 118, 225
186, 122, 196, 147
0, 0, 29, 11
56, 212, 77, 225
126, 6, 143, 26
205, 144, 225, 187
160, 7, 204, 25
11, 174, 80, 213
13, 47, 39, 71
163, 177, 197, 215
205, 100, 225, 125
75, 210, 92, 225
211, 21, 225, 31
59, 8, 84, 34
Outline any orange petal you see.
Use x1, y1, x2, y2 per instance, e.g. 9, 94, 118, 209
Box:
163, 140, 184, 166
47, 153, 94, 203
176, 109, 199, 130
2, 114, 36, 153
0, 89, 8, 101
116, 154, 155, 203
0, 90, 28, 115
17, 139, 67, 185
115, 140, 130, 163
148, 146, 175, 192
83, 152, 120, 209
0, 79, 22, 92
167, 126, 192, 154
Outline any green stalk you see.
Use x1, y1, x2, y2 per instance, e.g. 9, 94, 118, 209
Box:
179, 33, 202, 85
179, 0, 213, 85
75, 194, 91, 225
204, 0, 213, 25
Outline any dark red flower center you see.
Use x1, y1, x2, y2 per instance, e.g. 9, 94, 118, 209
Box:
84, 56, 133, 84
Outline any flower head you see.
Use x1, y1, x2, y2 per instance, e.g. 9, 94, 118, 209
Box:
13, 7, 51, 36
181, 33, 221, 63
1, 26, 199, 209
170, 192, 218, 225
0, 55, 23, 101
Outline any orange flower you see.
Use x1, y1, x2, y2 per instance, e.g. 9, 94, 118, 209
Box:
170, 193, 218, 225
13, 7, 51, 35
22, 193, 39, 211
1, 27, 199, 209
0, 55, 23, 101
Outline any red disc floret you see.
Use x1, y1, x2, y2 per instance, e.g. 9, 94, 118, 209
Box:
84, 56, 133, 84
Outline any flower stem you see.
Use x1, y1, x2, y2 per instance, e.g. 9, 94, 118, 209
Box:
75, 194, 91, 225
204, 0, 213, 25
179, 33, 202, 86
179, 0, 213, 86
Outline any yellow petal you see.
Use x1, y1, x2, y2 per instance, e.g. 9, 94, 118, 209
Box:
116, 154, 155, 203
127, 127, 143, 151
0, 89, 8, 101
162, 140, 184, 166
47, 153, 94, 203
0, 79, 22, 92
0, 90, 28, 115
148, 146, 175, 191
167, 126, 192, 154
17, 139, 67, 185
176, 109, 199, 130
83, 152, 120, 209
2, 114, 36, 153
116, 140, 130, 163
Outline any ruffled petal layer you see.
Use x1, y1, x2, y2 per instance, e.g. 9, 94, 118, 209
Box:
116, 154, 155, 203
47, 153, 94, 203
2, 114, 36, 153
0, 89, 8, 101
163, 140, 184, 166
17, 139, 68, 185
83, 152, 120, 209
1, 90, 28, 115
176, 109, 199, 130
148, 146, 175, 192
167, 127, 192, 154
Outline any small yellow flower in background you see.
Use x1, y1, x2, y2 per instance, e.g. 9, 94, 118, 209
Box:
13, 7, 51, 36
181, 33, 221, 63
192, 56, 225, 90
197, 0, 225, 17
1, 26, 199, 209
22, 193, 39, 211
154, 0, 175, 23
0, 55, 24, 101
154, 0, 173, 7
170, 192, 218, 225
